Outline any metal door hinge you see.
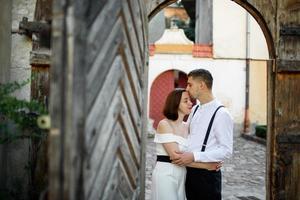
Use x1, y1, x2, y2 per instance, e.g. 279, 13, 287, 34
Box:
280, 25, 300, 37
11, 17, 51, 37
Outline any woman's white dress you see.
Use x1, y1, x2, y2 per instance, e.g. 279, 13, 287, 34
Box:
151, 133, 188, 200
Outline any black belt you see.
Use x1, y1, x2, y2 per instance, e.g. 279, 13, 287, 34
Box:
157, 155, 172, 163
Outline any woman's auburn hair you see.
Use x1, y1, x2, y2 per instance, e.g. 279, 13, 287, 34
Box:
163, 88, 186, 120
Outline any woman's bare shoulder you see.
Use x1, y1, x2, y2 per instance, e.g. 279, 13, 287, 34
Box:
157, 119, 173, 134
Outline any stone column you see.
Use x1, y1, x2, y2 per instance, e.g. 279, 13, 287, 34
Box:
10, 0, 37, 100
2, 1, 36, 199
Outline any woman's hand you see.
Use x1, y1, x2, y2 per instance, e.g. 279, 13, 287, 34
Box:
206, 161, 223, 171
187, 161, 223, 170
171, 151, 194, 166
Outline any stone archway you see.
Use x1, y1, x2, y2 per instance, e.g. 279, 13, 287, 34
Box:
147, 1, 273, 199
147, 1, 300, 199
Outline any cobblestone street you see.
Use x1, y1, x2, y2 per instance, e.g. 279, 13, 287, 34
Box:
145, 126, 266, 200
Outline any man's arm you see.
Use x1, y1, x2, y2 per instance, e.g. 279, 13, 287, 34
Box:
172, 110, 233, 165
193, 111, 233, 162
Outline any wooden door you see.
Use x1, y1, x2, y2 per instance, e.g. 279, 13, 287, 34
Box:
206, 1, 300, 199
270, 1, 300, 198
49, 0, 148, 199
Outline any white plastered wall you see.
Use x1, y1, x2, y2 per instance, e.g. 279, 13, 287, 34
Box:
213, 0, 269, 60
148, 54, 246, 123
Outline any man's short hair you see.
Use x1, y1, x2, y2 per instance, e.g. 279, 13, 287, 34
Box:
187, 69, 213, 89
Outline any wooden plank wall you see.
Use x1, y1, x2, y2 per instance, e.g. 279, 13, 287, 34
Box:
50, 0, 148, 199
272, 1, 300, 199
31, 0, 52, 105
275, 74, 300, 200
83, 0, 148, 198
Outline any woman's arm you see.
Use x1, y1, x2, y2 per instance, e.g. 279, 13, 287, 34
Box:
187, 162, 221, 171
162, 143, 181, 160
157, 120, 221, 170
156, 120, 181, 159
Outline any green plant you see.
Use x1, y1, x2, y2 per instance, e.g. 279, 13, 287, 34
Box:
0, 79, 49, 199
0, 80, 47, 144
255, 125, 267, 139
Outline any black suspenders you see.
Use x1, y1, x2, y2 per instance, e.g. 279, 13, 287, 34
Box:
192, 105, 199, 117
191, 105, 224, 152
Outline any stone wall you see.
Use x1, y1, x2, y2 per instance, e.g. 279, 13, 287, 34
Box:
0, 0, 37, 199
11, 0, 37, 100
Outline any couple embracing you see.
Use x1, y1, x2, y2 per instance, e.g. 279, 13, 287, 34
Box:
151, 69, 233, 200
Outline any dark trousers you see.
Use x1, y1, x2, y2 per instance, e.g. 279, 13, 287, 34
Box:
185, 167, 221, 200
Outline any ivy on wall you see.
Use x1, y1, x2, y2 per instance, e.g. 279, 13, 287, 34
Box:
0, 80, 48, 144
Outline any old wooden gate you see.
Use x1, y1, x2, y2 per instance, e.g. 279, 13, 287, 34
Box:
49, 0, 148, 199
49, 0, 300, 199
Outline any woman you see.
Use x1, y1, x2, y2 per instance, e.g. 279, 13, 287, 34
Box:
151, 88, 220, 200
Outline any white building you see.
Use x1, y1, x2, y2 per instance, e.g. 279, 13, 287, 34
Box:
148, 0, 269, 130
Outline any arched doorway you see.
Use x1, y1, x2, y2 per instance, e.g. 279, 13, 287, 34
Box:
149, 70, 187, 129
147, 0, 276, 199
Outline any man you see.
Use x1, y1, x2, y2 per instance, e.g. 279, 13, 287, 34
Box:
172, 69, 233, 200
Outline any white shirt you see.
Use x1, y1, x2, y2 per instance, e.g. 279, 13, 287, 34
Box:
187, 99, 233, 162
